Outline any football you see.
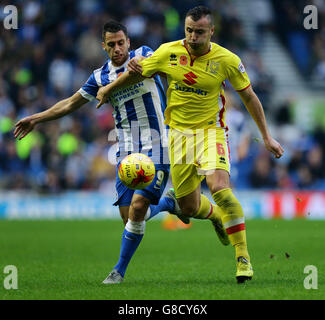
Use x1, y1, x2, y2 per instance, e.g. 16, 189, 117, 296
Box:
118, 153, 155, 190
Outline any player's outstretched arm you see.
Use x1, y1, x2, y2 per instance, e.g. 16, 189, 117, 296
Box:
237, 85, 284, 159
14, 92, 88, 140
96, 57, 147, 109
96, 70, 145, 109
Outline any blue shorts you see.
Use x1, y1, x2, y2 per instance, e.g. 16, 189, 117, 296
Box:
113, 162, 170, 207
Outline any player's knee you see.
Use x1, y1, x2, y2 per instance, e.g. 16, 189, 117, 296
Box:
130, 197, 148, 215
206, 170, 231, 194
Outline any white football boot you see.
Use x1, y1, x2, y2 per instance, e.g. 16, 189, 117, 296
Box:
102, 270, 123, 284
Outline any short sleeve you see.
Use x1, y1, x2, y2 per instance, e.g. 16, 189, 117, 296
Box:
141, 46, 154, 58
78, 73, 99, 101
140, 44, 165, 78
226, 54, 251, 92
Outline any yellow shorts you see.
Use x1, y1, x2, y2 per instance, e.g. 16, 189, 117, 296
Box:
168, 127, 231, 198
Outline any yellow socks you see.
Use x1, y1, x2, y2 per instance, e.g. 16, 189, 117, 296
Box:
190, 190, 250, 261
212, 188, 250, 261
193, 194, 222, 222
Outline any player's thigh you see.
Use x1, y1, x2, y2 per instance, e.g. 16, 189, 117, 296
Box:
205, 169, 231, 194
203, 129, 231, 193
135, 164, 170, 205
198, 128, 231, 174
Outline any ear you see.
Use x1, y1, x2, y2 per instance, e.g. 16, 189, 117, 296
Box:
210, 25, 215, 36
102, 41, 106, 50
127, 38, 130, 49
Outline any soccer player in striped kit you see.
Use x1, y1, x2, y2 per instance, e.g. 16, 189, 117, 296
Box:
97, 7, 284, 283
14, 21, 202, 284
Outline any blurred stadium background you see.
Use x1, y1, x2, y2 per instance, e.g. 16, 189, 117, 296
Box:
0, 0, 325, 220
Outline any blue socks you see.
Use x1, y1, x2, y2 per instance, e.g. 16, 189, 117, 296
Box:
114, 220, 145, 278
146, 196, 175, 221
114, 197, 175, 278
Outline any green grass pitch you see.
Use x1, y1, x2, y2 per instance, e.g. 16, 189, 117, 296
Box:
0, 219, 324, 300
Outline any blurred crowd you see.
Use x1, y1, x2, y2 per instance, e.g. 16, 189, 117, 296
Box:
271, 0, 325, 82
0, 0, 324, 192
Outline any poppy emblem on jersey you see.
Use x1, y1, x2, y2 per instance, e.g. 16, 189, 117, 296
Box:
183, 72, 197, 85
179, 55, 188, 66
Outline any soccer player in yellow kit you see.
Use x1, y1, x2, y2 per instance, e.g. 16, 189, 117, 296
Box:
97, 6, 284, 283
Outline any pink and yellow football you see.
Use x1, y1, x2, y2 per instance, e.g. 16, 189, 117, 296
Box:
118, 153, 155, 190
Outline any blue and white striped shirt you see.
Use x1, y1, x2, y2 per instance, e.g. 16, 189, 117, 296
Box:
78, 46, 169, 165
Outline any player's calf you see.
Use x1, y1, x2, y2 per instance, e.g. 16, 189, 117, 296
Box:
178, 201, 200, 217
165, 189, 190, 224
177, 190, 201, 217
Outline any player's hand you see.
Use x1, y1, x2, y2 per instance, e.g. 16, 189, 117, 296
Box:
14, 116, 36, 140
96, 86, 110, 109
263, 136, 284, 159
127, 56, 144, 74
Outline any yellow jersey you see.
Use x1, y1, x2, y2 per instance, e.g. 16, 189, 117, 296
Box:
140, 40, 251, 130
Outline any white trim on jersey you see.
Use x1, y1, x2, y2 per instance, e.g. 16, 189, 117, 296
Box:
78, 88, 95, 101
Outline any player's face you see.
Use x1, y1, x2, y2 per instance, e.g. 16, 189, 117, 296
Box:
102, 30, 130, 66
184, 16, 214, 54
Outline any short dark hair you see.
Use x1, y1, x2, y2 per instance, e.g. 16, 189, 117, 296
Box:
102, 21, 128, 40
186, 6, 213, 25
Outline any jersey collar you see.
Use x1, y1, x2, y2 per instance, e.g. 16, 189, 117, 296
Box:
181, 39, 211, 66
